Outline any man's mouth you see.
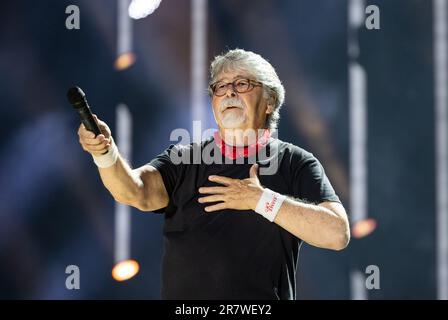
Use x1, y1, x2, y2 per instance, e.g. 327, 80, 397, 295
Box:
223, 106, 241, 112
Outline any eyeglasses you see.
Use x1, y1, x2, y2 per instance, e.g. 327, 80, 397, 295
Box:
209, 78, 263, 97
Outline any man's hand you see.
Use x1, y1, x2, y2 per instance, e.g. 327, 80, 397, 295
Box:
198, 164, 264, 212
78, 114, 112, 156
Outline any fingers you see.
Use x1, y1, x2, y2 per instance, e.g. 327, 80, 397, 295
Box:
84, 139, 110, 151
78, 123, 97, 139
92, 114, 102, 127
204, 202, 227, 212
198, 186, 227, 194
84, 143, 111, 156
78, 125, 111, 155
82, 134, 109, 146
81, 140, 111, 155
92, 114, 108, 130
78, 123, 93, 138
77, 114, 113, 156
249, 164, 259, 179
198, 194, 225, 203
208, 175, 235, 186
78, 128, 110, 146
90, 114, 111, 137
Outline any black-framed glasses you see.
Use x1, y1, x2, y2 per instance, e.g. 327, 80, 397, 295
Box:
209, 78, 263, 97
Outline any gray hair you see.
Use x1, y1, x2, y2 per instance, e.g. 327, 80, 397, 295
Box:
208, 49, 285, 130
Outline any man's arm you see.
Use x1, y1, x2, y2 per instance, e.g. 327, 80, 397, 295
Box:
270, 200, 350, 250
78, 115, 169, 212
98, 160, 168, 212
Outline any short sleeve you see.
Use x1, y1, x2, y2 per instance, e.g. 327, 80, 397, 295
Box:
292, 154, 341, 204
148, 144, 181, 196
148, 144, 183, 213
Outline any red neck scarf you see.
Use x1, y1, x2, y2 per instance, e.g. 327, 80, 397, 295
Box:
213, 129, 271, 159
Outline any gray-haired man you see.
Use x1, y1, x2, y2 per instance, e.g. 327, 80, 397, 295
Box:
78, 49, 350, 299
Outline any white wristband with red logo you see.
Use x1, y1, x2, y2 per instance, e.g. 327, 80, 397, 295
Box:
255, 188, 286, 222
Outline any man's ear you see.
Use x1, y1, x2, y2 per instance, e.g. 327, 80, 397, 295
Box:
266, 104, 274, 115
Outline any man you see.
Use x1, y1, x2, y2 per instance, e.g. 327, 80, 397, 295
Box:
78, 49, 350, 300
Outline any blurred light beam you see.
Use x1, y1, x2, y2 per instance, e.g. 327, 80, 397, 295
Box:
114, 52, 136, 71
351, 218, 377, 239
113, 104, 138, 282
348, 0, 369, 300
191, 0, 207, 136
112, 259, 140, 281
117, 0, 135, 70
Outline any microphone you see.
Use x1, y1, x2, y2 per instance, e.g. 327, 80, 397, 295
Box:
67, 86, 107, 154
67, 86, 102, 136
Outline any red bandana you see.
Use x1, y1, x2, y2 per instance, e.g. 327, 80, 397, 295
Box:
213, 129, 271, 159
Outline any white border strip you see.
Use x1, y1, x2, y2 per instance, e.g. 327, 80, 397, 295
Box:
434, 0, 448, 300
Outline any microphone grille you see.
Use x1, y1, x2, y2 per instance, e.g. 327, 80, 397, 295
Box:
67, 86, 86, 106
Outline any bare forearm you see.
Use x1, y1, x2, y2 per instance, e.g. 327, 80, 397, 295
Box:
78, 117, 155, 210
272, 198, 350, 250
98, 155, 144, 205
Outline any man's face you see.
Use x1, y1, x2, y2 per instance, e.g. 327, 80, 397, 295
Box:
211, 70, 273, 131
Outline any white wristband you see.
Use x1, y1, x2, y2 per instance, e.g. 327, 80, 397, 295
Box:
92, 137, 119, 168
255, 188, 286, 222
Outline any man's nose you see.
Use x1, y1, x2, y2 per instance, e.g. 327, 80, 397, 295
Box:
225, 85, 237, 97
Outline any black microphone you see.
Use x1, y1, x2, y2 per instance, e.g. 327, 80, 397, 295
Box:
67, 86, 102, 136
67, 86, 107, 154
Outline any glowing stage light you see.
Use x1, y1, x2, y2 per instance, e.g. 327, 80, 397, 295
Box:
112, 259, 140, 281
114, 52, 136, 70
351, 218, 377, 239
128, 0, 162, 19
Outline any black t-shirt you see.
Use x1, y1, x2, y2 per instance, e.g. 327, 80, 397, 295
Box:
149, 136, 340, 300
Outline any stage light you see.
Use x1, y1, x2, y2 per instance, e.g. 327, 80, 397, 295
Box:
128, 0, 162, 19
351, 218, 377, 239
114, 52, 136, 70
112, 259, 140, 281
